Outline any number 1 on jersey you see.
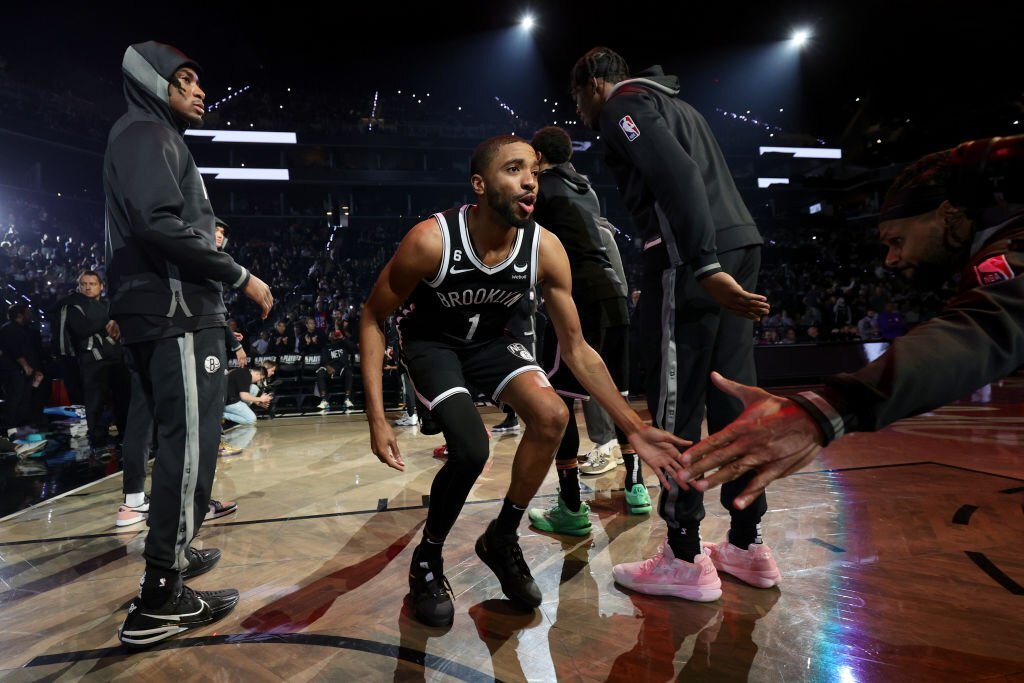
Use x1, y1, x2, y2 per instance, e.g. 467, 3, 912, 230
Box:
466, 313, 481, 341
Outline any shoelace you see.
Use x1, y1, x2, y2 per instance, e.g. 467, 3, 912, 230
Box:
431, 575, 454, 598
419, 565, 453, 598
641, 548, 667, 573
174, 584, 200, 607
499, 539, 533, 577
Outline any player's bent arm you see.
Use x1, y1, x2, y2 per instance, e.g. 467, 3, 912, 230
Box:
359, 221, 443, 425
538, 229, 646, 436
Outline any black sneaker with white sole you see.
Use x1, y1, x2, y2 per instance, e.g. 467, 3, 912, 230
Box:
408, 546, 454, 627
181, 547, 221, 580
475, 521, 542, 608
118, 585, 239, 648
491, 416, 520, 432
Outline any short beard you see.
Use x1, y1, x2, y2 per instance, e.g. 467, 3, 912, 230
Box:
486, 186, 531, 230
907, 236, 968, 289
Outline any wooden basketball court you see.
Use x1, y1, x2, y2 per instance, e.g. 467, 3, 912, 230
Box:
1, 379, 1022, 681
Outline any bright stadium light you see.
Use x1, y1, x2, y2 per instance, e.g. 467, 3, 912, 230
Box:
521, 14, 535, 31
791, 28, 810, 48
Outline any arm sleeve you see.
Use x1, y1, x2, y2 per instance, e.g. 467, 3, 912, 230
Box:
600, 94, 720, 277
110, 123, 249, 287
790, 274, 1024, 443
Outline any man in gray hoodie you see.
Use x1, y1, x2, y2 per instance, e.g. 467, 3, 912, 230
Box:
104, 40, 272, 647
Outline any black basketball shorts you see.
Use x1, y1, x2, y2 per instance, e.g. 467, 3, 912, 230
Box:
400, 334, 547, 410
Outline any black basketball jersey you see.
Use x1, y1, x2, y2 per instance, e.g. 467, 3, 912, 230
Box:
397, 205, 540, 347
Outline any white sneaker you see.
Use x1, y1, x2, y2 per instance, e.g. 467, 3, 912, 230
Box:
115, 497, 150, 527
343, 399, 355, 409
577, 439, 616, 464
394, 414, 418, 427
317, 400, 330, 411
579, 439, 619, 475
612, 541, 722, 602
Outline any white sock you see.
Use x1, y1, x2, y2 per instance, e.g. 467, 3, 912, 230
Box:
126, 492, 145, 508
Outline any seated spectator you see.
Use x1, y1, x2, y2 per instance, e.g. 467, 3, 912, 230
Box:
299, 318, 326, 353
269, 320, 293, 355
857, 309, 881, 340
251, 331, 270, 356
799, 305, 822, 327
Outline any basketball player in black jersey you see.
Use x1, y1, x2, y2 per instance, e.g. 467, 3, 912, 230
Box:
361, 135, 689, 627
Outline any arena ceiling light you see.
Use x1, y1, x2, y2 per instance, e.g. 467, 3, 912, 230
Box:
185, 130, 298, 144
759, 146, 842, 159
791, 28, 811, 48
520, 14, 535, 31
198, 167, 290, 181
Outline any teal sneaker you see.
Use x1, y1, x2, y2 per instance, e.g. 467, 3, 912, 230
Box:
528, 496, 592, 536
625, 484, 652, 515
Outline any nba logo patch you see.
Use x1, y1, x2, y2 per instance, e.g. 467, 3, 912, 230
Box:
618, 115, 640, 142
974, 254, 1014, 286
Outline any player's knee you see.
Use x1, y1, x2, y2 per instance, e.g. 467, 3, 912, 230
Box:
434, 394, 490, 474
524, 395, 569, 445
446, 425, 489, 474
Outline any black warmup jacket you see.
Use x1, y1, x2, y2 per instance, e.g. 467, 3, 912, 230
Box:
598, 66, 762, 279
103, 41, 250, 343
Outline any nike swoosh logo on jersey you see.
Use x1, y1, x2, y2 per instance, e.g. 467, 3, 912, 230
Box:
513, 264, 528, 273
449, 266, 475, 275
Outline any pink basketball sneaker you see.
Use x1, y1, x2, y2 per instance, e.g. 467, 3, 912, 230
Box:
612, 541, 722, 602
703, 541, 781, 588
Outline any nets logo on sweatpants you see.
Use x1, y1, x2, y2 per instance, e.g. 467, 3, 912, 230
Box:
507, 343, 534, 362
204, 356, 221, 374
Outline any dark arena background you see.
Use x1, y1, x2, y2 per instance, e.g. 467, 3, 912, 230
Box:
1, 2, 1022, 681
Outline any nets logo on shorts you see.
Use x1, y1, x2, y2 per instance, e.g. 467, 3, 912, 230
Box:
618, 115, 640, 142
204, 356, 221, 374
507, 343, 534, 362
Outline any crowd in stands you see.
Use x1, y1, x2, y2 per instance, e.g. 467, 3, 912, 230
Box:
3, 191, 951, 379
1, 70, 955, 377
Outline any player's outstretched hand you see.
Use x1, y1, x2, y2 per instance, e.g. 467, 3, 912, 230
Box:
628, 427, 692, 490
677, 372, 824, 508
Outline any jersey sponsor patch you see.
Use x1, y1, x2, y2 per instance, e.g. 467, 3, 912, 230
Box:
974, 254, 1015, 285
507, 342, 534, 362
618, 115, 640, 142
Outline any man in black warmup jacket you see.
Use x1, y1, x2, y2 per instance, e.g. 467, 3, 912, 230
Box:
104, 40, 272, 647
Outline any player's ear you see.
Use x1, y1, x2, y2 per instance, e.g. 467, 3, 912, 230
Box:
470, 173, 486, 197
